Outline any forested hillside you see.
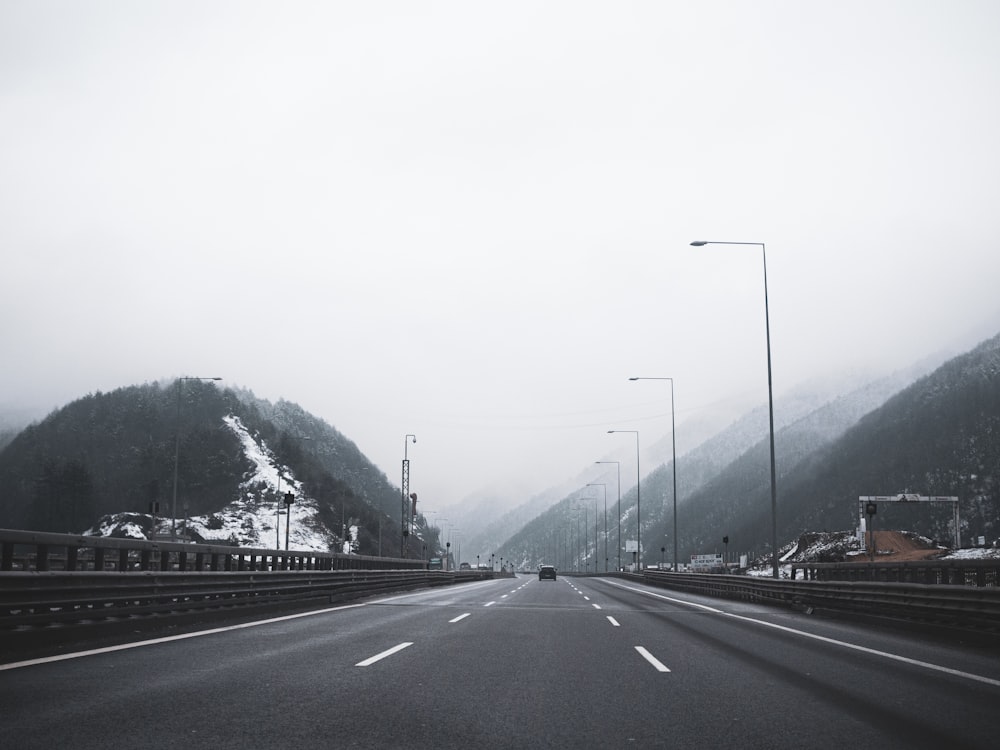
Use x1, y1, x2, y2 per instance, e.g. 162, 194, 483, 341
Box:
495, 333, 1000, 569
655, 331, 1000, 562
0, 380, 435, 556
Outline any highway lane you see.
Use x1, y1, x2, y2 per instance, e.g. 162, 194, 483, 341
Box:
2, 574, 999, 748
588, 576, 1000, 746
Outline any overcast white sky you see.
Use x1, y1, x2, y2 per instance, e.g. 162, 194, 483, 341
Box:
2, 1, 999, 514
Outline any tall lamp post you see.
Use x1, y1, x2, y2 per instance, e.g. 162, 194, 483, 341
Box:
691, 240, 778, 578
587, 483, 607, 572
608, 430, 640, 569
596, 461, 621, 570
629, 377, 678, 573
401, 434, 416, 557
171, 376, 222, 541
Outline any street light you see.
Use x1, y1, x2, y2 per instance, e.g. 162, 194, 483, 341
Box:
587, 483, 607, 573
596, 461, 621, 570
629, 377, 678, 573
608, 430, 640, 569
401, 434, 416, 557
691, 240, 778, 578
171, 376, 222, 541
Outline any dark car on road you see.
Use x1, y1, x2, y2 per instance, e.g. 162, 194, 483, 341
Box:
538, 565, 557, 580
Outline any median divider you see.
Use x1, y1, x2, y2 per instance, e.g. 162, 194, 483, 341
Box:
0, 529, 493, 654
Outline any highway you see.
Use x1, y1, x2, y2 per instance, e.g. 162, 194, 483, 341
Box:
2, 573, 999, 748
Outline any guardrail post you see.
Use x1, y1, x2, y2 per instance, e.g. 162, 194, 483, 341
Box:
38, 544, 50, 571
67, 544, 79, 571
160, 550, 170, 571
94, 546, 105, 571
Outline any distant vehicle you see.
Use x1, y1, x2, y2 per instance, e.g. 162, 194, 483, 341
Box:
459, 562, 471, 570
538, 565, 557, 581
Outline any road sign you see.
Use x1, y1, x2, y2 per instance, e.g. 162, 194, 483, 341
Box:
690, 553, 723, 570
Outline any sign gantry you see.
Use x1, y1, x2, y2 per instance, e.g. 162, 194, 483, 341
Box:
857, 494, 960, 551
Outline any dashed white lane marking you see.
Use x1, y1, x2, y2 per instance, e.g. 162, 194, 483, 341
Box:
607, 616, 621, 627
592, 603, 602, 610
356, 642, 413, 667
450, 613, 471, 623
484, 601, 496, 607
635, 646, 671, 673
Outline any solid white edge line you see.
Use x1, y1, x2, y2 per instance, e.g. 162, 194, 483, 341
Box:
601, 579, 1000, 689
356, 642, 413, 667
635, 646, 671, 672
0, 602, 369, 672
449, 613, 471, 623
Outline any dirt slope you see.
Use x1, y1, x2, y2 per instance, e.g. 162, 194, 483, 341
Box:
862, 530, 944, 562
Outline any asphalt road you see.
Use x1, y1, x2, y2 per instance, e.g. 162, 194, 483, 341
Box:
2, 574, 999, 749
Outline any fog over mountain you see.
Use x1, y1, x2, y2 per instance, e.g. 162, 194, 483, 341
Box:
4, 3, 1000, 515
482, 337, 996, 570
452, 354, 948, 556
0, 331, 995, 574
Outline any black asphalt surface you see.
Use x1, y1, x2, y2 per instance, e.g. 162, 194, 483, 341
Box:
2, 574, 999, 749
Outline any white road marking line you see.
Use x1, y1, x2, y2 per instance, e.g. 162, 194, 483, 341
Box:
592, 603, 602, 610
602, 579, 1000, 689
607, 616, 621, 627
356, 642, 413, 667
449, 613, 471, 623
583, 596, 591, 600
0, 602, 369, 672
501, 594, 509, 599
635, 646, 671, 672
484, 601, 496, 607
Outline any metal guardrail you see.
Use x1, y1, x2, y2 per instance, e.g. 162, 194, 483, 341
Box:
790, 559, 1000, 587
635, 570, 1000, 631
0, 568, 490, 630
0, 528, 425, 573
0, 530, 494, 639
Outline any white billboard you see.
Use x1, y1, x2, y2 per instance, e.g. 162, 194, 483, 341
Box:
690, 553, 723, 570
